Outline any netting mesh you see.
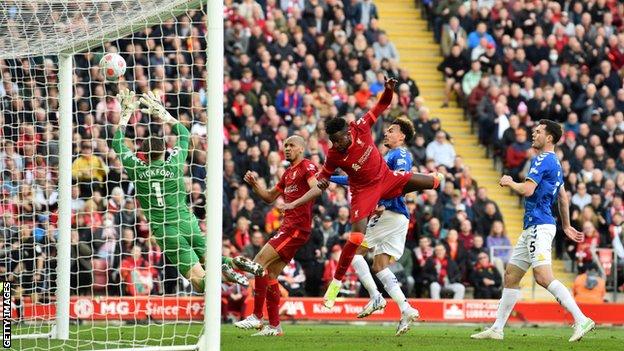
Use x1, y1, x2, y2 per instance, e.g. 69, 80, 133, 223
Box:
2, 1, 210, 349
0, 0, 203, 59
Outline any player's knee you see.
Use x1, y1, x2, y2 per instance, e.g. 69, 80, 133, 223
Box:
371, 261, 384, 273
348, 232, 364, 245
533, 271, 554, 289
503, 270, 521, 289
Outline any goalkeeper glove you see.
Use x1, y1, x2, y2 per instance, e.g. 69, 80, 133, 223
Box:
116, 89, 140, 127
139, 90, 176, 124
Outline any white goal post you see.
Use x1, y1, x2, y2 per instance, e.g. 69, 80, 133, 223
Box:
0, 1, 222, 350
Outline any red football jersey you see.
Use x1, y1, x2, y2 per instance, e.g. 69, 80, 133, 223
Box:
318, 111, 390, 190
276, 158, 318, 231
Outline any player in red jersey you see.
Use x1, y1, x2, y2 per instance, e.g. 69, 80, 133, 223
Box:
283, 77, 443, 310
235, 135, 319, 336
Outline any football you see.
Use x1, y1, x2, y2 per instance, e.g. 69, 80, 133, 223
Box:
99, 52, 126, 80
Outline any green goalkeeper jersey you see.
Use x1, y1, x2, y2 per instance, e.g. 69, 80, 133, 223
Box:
112, 122, 192, 225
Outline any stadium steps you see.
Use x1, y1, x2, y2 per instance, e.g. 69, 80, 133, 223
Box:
377, 0, 574, 300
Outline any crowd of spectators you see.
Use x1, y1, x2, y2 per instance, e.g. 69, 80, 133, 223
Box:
5, 0, 622, 322
425, 0, 624, 298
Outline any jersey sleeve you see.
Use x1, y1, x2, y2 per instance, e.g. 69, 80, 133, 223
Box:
165, 122, 190, 170
303, 161, 318, 181
112, 128, 144, 179
329, 175, 349, 185
275, 174, 285, 193
317, 156, 337, 181
525, 154, 548, 185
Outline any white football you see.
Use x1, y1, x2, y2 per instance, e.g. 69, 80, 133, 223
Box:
99, 53, 126, 80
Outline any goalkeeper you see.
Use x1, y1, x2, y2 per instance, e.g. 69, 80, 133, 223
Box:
112, 89, 262, 291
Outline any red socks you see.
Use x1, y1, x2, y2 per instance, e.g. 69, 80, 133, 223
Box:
266, 279, 281, 327
253, 275, 268, 318
334, 232, 364, 281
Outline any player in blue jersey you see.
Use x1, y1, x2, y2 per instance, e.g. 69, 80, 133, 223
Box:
329, 117, 420, 336
471, 120, 594, 342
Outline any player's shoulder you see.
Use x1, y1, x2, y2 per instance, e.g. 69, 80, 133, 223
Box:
300, 158, 318, 171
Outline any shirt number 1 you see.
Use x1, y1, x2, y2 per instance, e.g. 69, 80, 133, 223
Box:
152, 182, 165, 207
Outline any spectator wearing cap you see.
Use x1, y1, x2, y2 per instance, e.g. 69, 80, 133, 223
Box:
477, 42, 500, 73
275, 80, 302, 117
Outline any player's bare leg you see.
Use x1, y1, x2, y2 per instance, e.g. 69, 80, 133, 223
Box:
532, 265, 594, 342
471, 263, 525, 340
252, 259, 287, 337
401, 173, 443, 194
324, 219, 367, 308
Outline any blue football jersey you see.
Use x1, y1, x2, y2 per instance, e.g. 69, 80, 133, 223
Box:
378, 147, 412, 219
523, 152, 563, 229
329, 147, 412, 219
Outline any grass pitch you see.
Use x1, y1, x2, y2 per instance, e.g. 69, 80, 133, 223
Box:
12, 323, 624, 350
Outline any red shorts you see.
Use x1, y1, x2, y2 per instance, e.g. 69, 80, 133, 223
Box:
268, 227, 311, 262
350, 170, 412, 223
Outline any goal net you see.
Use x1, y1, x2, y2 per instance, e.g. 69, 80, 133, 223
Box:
1, 0, 221, 350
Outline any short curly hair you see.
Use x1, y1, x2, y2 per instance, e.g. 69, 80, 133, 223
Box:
392, 117, 415, 142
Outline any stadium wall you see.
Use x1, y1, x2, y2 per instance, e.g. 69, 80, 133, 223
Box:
15, 297, 624, 325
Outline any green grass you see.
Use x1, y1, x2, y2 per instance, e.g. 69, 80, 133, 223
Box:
11, 323, 624, 350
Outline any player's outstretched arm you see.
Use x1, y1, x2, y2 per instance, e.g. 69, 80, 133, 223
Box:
244, 171, 281, 203
558, 185, 584, 242
367, 77, 397, 124
140, 91, 190, 163
112, 89, 139, 147
499, 175, 537, 197
279, 177, 322, 211
139, 91, 177, 124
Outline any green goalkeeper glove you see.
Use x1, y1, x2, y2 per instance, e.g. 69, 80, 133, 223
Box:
116, 89, 140, 127
139, 90, 177, 124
